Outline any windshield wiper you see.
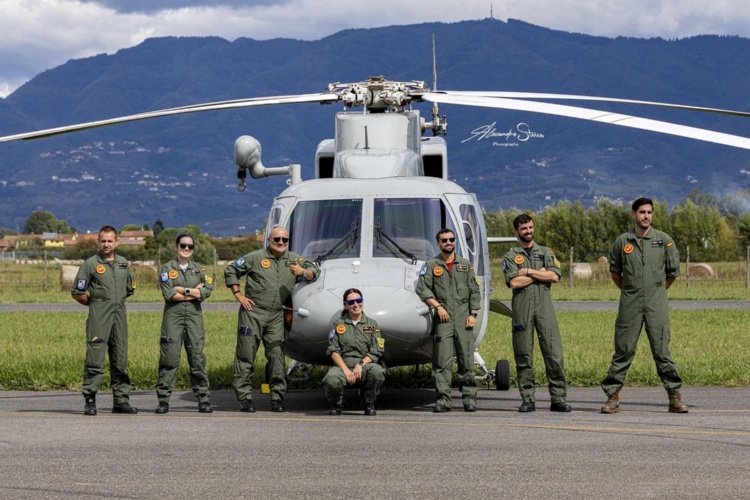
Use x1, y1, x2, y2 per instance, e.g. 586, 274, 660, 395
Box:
315, 218, 359, 265
374, 224, 418, 265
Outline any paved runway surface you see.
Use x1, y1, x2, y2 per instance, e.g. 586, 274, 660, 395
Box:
1, 386, 749, 499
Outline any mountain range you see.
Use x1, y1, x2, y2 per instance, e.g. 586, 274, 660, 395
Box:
1, 18, 750, 235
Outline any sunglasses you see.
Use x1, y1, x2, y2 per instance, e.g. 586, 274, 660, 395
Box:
178, 243, 195, 250
440, 237, 455, 243
345, 297, 363, 306
272, 237, 290, 243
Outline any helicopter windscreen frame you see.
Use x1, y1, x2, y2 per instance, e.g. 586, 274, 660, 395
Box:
373, 197, 459, 262
288, 198, 363, 261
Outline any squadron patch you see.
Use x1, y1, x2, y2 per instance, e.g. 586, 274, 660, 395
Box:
168, 270, 179, 280
419, 265, 427, 276
624, 244, 634, 255
502, 261, 507, 273
329, 328, 335, 340
336, 324, 347, 335
514, 255, 525, 265
95, 264, 106, 274
160, 272, 169, 282
77, 279, 87, 290
378, 337, 385, 349
433, 266, 444, 277
234, 257, 246, 267
260, 259, 271, 269
205, 276, 213, 285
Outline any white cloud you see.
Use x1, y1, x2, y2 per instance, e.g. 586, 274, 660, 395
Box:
1, 0, 750, 97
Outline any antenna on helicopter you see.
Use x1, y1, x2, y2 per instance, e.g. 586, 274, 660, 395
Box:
425, 34, 447, 136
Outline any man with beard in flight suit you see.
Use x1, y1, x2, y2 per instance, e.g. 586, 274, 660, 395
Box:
416, 228, 481, 413
225, 226, 319, 412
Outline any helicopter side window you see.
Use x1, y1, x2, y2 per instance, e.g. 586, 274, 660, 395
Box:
289, 199, 362, 261
373, 198, 448, 262
459, 203, 484, 275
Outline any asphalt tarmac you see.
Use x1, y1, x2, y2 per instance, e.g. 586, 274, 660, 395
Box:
1, 386, 749, 499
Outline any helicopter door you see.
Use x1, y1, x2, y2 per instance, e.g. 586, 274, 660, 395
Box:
445, 195, 487, 275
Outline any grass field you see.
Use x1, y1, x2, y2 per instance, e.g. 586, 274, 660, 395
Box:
1, 309, 748, 391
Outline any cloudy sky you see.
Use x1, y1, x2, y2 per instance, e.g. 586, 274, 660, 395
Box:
2, 0, 750, 97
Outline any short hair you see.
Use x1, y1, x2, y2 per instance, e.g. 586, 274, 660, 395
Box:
98, 225, 118, 238
631, 197, 653, 212
512, 214, 533, 230
435, 228, 454, 241
175, 232, 194, 246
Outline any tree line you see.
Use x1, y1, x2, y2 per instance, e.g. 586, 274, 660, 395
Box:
484, 190, 750, 262
4, 188, 750, 263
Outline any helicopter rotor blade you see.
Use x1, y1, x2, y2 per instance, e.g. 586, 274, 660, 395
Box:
0, 93, 339, 143
442, 91, 750, 119
423, 92, 750, 150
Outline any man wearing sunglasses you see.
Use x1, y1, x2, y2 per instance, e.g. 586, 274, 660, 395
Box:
416, 228, 481, 413
502, 214, 571, 413
225, 226, 320, 412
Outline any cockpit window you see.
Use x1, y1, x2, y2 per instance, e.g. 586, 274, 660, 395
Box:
373, 198, 449, 261
289, 199, 362, 261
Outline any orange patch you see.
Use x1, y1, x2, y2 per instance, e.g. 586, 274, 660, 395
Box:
336, 324, 347, 334
433, 266, 444, 277
624, 244, 634, 254
168, 270, 179, 280
260, 259, 271, 269
514, 255, 525, 265
95, 264, 106, 274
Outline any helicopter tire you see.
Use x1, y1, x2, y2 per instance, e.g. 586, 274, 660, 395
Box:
495, 359, 511, 391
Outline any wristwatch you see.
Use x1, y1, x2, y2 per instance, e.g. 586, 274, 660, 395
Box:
184, 288, 191, 295
470, 312, 478, 318
357, 359, 365, 367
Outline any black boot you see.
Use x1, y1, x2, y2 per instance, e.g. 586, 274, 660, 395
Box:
83, 394, 97, 416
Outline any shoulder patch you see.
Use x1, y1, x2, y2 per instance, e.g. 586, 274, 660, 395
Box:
475, 276, 480, 285
328, 328, 335, 340
502, 261, 507, 273
234, 257, 246, 267
336, 324, 347, 334
419, 264, 427, 276
514, 255, 525, 265
205, 276, 213, 285
377, 337, 385, 349
77, 279, 87, 290
553, 258, 561, 268
160, 272, 169, 282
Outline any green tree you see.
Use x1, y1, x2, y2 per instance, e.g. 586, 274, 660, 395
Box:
152, 219, 165, 236
0, 228, 19, 238
23, 210, 75, 234
120, 224, 144, 232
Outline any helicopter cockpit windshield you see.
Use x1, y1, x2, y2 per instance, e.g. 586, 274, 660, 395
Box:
373, 197, 450, 262
290, 199, 362, 261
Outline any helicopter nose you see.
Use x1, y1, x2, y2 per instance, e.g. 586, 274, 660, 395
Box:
289, 284, 434, 366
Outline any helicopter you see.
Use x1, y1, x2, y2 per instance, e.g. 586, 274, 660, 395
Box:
3, 70, 750, 391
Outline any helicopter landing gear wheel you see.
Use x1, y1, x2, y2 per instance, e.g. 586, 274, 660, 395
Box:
495, 359, 510, 391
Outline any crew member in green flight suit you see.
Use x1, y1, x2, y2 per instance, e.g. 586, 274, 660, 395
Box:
600, 197, 688, 414
225, 226, 320, 412
324, 288, 386, 416
416, 228, 481, 413
72, 225, 138, 416
502, 214, 571, 413
154, 233, 214, 415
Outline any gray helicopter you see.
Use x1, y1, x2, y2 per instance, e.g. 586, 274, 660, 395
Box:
3, 75, 750, 390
